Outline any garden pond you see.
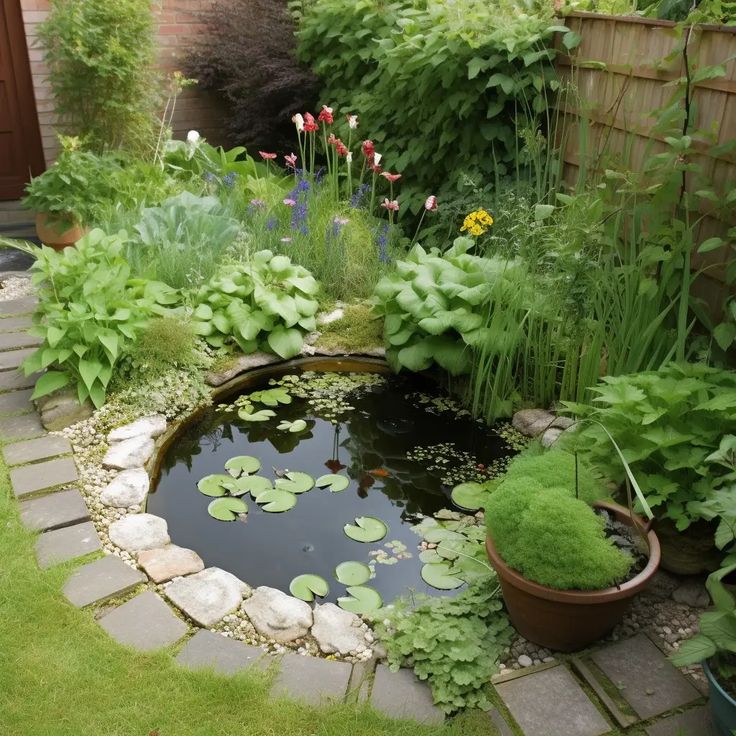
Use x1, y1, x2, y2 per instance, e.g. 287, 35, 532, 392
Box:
148, 360, 522, 611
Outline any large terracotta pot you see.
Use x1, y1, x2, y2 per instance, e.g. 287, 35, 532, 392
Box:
486, 501, 661, 652
35, 212, 85, 251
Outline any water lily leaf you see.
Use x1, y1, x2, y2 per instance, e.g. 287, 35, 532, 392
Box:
289, 574, 330, 602
315, 474, 350, 493
236, 475, 273, 498
335, 561, 372, 586
450, 482, 489, 511
337, 585, 383, 614
238, 407, 276, 422
419, 549, 442, 564
249, 388, 292, 406
275, 471, 314, 494
422, 528, 465, 544
277, 419, 308, 433
225, 455, 261, 477
256, 489, 297, 512
208, 497, 248, 521
421, 562, 464, 590
344, 516, 388, 543
197, 474, 237, 497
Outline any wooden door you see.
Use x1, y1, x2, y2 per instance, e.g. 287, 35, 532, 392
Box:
0, 0, 45, 200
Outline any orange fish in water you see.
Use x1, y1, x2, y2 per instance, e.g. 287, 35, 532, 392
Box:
367, 468, 390, 477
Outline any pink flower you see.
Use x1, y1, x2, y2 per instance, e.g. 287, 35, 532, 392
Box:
284, 153, 298, 169
303, 112, 319, 132
336, 142, 349, 157
327, 132, 338, 145
318, 105, 334, 124
283, 198, 296, 206
424, 195, 438, 211
361, 140, 375, 159
370, 163, 383, 175
381, 198, 399, 212
259, 151, 277, 160
250, 198, 265, 208
381, 172, 401, 183
346, 114, 359, 129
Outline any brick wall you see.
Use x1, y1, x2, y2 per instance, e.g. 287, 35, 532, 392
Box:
18, 0, 228, 168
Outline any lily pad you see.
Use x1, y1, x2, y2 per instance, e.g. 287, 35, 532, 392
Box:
236, 475, 273, 498
315, 474, 350, 493
238, 407, 276, 422
197, 474, 237, 497
225, 455, 261, 477
207, 497, 248, 521
344, 516, 388, 543
337, 585, 383, 614
421, 562, 464, 590
335, 561, 372, 586
249, 388, 292, 406
450, 482, 489, 511
275, 471, 314, 494
256, 489, 297, 512
289, 574, 330, 602
277, 419, 308, 433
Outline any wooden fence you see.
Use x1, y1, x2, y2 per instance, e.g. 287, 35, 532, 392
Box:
556, 12, 736, 309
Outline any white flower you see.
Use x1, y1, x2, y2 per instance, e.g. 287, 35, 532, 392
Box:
373, 152, 382, 166
186, 130, 201, 144
292, 113, 304, 132
347, 114, 359, 129
346, 152, 353, 164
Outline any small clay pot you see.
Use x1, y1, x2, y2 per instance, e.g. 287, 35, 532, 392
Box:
486, 501, 661, 652
35, 212, 85, 251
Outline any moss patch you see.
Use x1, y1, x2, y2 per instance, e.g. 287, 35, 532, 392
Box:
316, 303, 384, 353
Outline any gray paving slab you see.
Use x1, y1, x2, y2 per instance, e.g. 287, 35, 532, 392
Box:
0, 388, 33, 414
0, 297, 38, 315
63, 555, 145, 608
645, 705, 714, 736
347, 660, 375, 704
0, 368, 42, 392
0, 412, 44, 440
0, 347, 35, 371
10, 455, 78, 497
495, 665, 610, 736
486, 707, 514, 736
591, 634, 702, 720
19, 488, 89, 532
176, 630, 268, 674
4, 434, 71, 465
98, 590, 188, 652
0, 332, 42, 350
35, 521, 101, 569
370, 665, 445, 725
271, 651, 352, 706
0, 315, 33, 333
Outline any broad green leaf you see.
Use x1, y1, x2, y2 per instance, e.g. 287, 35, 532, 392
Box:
256, 488, 297, 512
289, 574, 330, 601
197, 474, 237, 497
235, 475, 273, 498
275, 471, 314, 494
421, 562, 464, 590
335, 561, 371, 586
315, 474, 350, 492
337, 585, 383, 614
267, 326, 303, 359
224, 455, 261, 477
208, 497, 248, 521
451, 482, 489, 511
344, 516, 388, 543
238, 407, 276, 422
31, 370, 71, 400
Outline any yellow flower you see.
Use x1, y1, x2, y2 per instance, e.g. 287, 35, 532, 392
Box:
460, 209, 494, 236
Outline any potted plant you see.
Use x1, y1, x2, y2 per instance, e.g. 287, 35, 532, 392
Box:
671, 561, 735, 736
484, 448, 660, 651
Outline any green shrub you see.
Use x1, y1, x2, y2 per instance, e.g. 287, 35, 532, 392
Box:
38, 0, 158, 151
316, 303, 384, 353
128, 317, 200, 372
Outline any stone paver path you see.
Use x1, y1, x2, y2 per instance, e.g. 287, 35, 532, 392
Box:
63, 555, 146, 608
176, 630, 268, 675
35, 521, 101, 569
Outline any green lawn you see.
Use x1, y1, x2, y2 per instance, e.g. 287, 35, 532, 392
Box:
0, 455, 494, 736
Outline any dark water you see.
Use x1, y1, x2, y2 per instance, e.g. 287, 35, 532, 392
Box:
149, 366, 515, 605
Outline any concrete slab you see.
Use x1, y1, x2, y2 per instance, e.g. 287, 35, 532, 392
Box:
0, 347, 35, 371
370, 665, 445, 725
0, 412, 44, 440
271, 652, 352, 706
19, 488, 89, 532
10, 455, 78, 497
63, 555, 145, 608
591, 634, 702, 720
0, 297, 37, 315
35, 521, 101, 569
0, 387, 33, 414
645, 705, 714, 736
4, 434, 71, 465
0, 368, 42, 392
495, 665, 610, 736
0, 315, 33, 333
176, 630, 268, 674
98, 591, 188, 652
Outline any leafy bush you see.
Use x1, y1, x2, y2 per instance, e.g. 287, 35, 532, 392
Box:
187, 0, 319, 151
564, 363, 736, 530
191, 251, 320, 358
127, 317, 201, 373
23, 230, 177, 407
38, 0, 157, 151
486, 480, 632, 590
374, 581, 512, 713
296, 0, 574, 208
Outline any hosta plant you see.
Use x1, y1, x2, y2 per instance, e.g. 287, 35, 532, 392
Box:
23, 229, 177, 407
192, 251, 319, 358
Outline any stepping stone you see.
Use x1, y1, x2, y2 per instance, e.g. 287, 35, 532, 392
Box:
0, 388, 33, 414
19, 488, 89, 532
10, 456, 78, 497
99, 468, 149, 508
0, 315, 33, 333
166, 567, 248, 627
0, 347, 35, 371
137, 545, 204, 583
35, 521, 101, 569
4, 434, 72, 466
108, 513, 170, 553
98, 590, 188, 652
370, 665, 445, 725
271, 652, 352, 705
63, 555, 145, 608
176, 630, 268, 674
495, 665, 610, 736
645, 705, 713, 735
102, 435, 155, 470
0, 332, 42, 350
0, 369, 42, 392
591, 634, 701, 720
485, 707, 514, 736
0, 412, 45, 441
0, 297, 37, 315
108, 415, 167, 442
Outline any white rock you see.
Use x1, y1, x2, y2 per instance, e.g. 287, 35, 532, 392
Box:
166, 567, 249, 627
317, 308, 345, 326
512, 408, 555, 437
241, 586, 312, 642
108, 415, 167, 442
137, 545, 204, 583
103, 435, 155, 470
99, 468, 150, 508
108, 513, 170, 552
541, 427, 563, 448
311, 603, 366, 655
518, 654, 533, 667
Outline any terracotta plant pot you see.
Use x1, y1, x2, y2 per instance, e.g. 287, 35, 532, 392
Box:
485, 501, 661, 652
35, 212, 85, 251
